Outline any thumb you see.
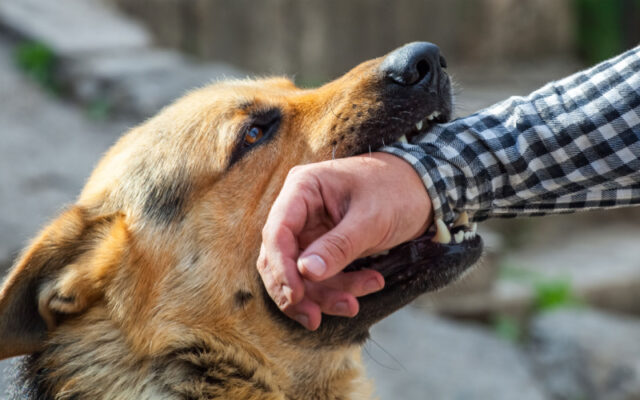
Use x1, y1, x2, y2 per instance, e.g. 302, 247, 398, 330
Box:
297, 210, 381, 281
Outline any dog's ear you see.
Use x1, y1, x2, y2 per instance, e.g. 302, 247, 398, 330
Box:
0, 206, 128, 360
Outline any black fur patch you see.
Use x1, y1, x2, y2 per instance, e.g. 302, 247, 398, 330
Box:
157, 342, 274, 398
233, 290, 253, 308
142, 177, 191, 224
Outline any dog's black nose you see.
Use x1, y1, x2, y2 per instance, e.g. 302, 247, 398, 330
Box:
380, 42, 446, 86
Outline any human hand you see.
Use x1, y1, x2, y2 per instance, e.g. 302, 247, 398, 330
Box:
257, 152, 433, 330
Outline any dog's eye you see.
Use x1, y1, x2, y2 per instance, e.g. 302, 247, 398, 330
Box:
244, 126, 264, 146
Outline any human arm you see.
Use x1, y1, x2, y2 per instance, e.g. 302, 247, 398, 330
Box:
259, 45, 640, 329
382, 45, 640, 225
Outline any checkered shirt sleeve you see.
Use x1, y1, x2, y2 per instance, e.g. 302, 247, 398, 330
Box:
381, 45, 640, 224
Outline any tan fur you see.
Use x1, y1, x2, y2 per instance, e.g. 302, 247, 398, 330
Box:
0, 57, 413, 399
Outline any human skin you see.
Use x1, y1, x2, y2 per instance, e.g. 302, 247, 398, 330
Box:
257, 152, 433, 330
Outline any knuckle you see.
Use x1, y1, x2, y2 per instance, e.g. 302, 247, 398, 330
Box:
275, 295, 289, 309
271, 224, 292, 246
267, 282, 287, 308
261, 223, 272, 240
322, 231, 354, 264
256, 257, 268, 274
287, 165, 307, 179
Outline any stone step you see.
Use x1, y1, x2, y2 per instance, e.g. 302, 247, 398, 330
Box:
0, 0, 245, 118
0, 0, 150, 56
528, 309, 640, 400
59, 49, 244, 117
365, 309, 547, 400
420, 224, 640, 318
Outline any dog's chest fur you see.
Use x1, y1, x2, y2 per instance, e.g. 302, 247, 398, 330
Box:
8, 310, 283, 400
9, 314, 370, 400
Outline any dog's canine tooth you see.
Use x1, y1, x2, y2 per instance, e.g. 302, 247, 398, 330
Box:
398, 134, 408, 143
415, 120, 423, 131
432, 218, 452, 244
454, 231, 464, 244
453, 211, 469, 228
426, 111, 440, 121
471, 222, 477, 233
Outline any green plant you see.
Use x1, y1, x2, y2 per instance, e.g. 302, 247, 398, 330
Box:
492, 315, 522, 343
14, 41, 59, 94
499, 262, 581, 312
87, 98, 112, 120
534, 278, 580, 311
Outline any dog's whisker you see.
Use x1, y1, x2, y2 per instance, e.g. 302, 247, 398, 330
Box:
364, 338, 406, 372
332, 146, 336, 160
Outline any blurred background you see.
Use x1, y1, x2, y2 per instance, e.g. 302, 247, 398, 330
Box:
1, 0, 639, 398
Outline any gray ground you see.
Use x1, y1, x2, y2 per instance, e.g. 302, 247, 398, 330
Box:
0, 37, 129, 394
0, 37, 129, 266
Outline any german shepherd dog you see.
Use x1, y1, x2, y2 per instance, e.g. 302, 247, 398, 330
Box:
0, 42, 482, 399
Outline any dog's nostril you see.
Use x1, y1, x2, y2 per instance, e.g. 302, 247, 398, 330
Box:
439, 54, 447, 69
380, 42, 444, 87
415, 59, 430, 82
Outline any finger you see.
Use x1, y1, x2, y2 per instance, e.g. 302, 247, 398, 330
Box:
282, 297, 322, 331
258, 240, 304, 310
297, 209, 380, 282
322, 269, 385, 297
260, 172, 324, 308
303, 280, 360, 317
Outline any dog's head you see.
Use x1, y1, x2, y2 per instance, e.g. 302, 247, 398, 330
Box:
0, 42, 481, 396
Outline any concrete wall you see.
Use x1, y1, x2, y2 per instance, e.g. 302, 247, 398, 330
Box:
110, 0, 576, 82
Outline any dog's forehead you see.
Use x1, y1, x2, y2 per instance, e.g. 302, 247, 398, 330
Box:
195, 77, 301, 115
207, 77, 300, 102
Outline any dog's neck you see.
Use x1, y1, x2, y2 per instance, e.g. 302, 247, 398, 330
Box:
12, 308, 372, 400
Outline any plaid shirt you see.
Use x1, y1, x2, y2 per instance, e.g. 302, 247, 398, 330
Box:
382, 45, 640, 224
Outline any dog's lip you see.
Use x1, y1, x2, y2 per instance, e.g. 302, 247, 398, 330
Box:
342, 107, 481, 291
344, 216, 482, 289
386, 107, 450, 146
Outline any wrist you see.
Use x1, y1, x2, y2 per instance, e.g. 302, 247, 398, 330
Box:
364, 152, 434, 239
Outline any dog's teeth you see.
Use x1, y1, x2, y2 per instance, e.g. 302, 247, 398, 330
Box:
464, 231, 475, 240
371, 250, 390, 258
471, 222, 477, 233
432, 218, 452, 244
454, 231, 464, 244
415, 120, 423, 131
426, 111, 441, 121
398, 134, 408, 143
453, 211, 469, 228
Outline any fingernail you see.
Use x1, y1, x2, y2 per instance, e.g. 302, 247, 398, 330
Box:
281, 285, 293, 304
298, 254, 326, 278
295, 314, 309, 329
364, 278, 382, 292
332, 301, 350, 315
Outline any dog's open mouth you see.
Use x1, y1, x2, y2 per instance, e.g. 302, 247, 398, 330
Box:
347, 107, 483, 294
396, 109, 448, 144
344, 212, 482, 291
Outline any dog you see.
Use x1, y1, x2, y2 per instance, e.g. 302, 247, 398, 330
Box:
0, 42, 482, 399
